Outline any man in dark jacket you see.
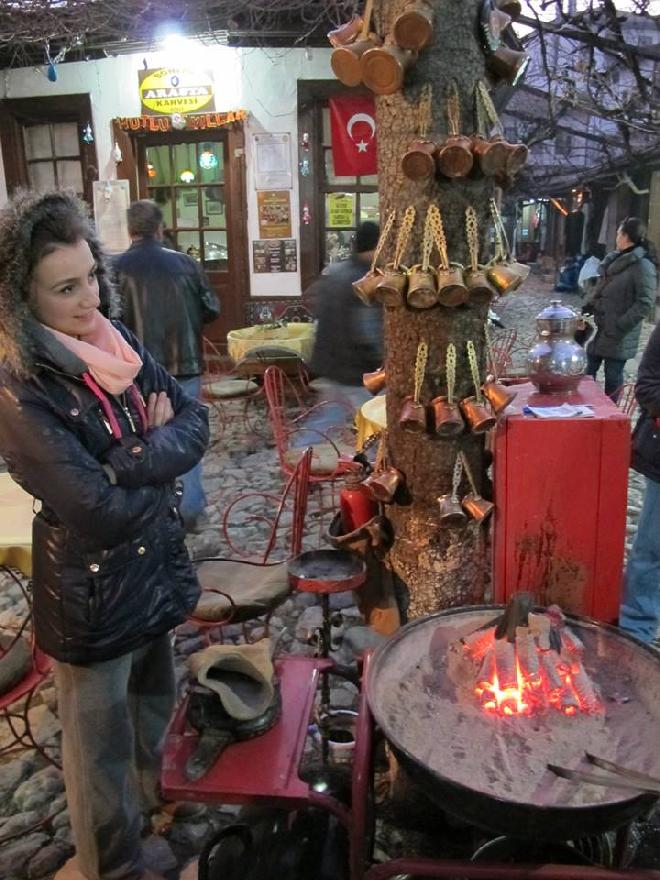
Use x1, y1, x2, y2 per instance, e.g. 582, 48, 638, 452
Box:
586, 217, 657, 400
296, 222, 382, 445
115, 200, 220, 529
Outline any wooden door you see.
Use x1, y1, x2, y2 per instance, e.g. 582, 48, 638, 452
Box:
114, 123, 249, 346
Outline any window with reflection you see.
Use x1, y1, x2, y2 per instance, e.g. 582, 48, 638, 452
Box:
145, 140, 227, 269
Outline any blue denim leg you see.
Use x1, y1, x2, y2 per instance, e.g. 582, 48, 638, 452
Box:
620, 476, 660, 643
603, 357, 626, 400
176, 375, 207, 525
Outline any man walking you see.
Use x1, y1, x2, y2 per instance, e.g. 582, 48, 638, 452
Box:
115, 199, 220, 531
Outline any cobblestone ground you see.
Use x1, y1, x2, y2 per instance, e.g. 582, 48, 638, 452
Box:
0, 277, 657, 878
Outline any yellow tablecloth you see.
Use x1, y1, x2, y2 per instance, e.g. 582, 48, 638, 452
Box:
355, 395, 387, 450
227, 323, 315, 364
0, 473, 36, 576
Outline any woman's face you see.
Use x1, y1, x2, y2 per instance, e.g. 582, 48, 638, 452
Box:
29, 239, 100, 336
616, 225, 633, 251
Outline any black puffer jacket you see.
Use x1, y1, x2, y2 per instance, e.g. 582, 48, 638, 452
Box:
114, 239, 220, 377
631, 322, 660, 483
588, 245, 657, 361
0, 321, 208, 664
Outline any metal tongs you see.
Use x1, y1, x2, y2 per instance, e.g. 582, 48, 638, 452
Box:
548, 753, 660, 796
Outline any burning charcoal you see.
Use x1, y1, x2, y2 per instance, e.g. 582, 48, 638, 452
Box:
494, 638, 517, 692
560, 688, 580, 716
539, 652, 564, 702
570, 660, 602, 713
529, 612, 551, 650
515, 627, 541, 689
561, 628, 585, 656
475, 649, 496, 695
461, 626, 495, 663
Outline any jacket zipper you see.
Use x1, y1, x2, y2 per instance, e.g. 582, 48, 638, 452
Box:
120, 393, 136, 433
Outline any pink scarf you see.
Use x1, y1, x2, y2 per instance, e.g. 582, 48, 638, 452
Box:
41, 311, 142, 395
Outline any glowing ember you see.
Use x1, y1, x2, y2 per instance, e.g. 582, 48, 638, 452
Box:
455, 601, 602, 718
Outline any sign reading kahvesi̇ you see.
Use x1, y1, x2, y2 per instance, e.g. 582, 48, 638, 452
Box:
138, 68, 215, 116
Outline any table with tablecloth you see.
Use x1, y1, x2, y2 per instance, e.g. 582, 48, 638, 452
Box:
227, 323, 315, 364
0, 473, 36, 577
355, 394, 387, 450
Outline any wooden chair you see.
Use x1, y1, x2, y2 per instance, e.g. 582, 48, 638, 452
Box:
185, 447, 313, 644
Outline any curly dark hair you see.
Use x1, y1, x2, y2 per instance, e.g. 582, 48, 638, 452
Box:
0, 189, 119, 375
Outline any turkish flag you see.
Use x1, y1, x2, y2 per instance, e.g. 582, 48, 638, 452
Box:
329, 96, 377, 177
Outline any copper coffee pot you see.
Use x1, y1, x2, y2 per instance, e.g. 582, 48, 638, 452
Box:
431, 342, 464, 437
465, 206, 496, 304
402, 138, 436, 181
481, 318, 516, 414
353, 209, 396, 305
459, 451, 494, 523
400, 341, 428, 433
363, 433, 403, 503
375, 206, 416, 307
485, 198, 529, 296
361, 39, 417, 95
460, 339, 496, 433
331, 35, 382, 87
392, 0, 434, 51
435, 84, 474, 179
328, 15, 364, 47
427, 204, 469, 307
472, 134, 509, 178
363, 368, 386, 395
407, 206, 439, 310
437, 456, 468, 528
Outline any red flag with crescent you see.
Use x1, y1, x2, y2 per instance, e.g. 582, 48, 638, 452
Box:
329, 95, 377, 176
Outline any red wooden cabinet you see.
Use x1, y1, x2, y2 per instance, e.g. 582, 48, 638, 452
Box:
492, 377, 630, 623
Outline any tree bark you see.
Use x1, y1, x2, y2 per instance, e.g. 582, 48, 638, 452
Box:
374, 0, 496, 618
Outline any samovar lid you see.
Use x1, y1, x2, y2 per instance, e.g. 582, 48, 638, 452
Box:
536, 299, 578, 322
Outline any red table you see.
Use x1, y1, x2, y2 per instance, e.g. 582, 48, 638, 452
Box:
492, 377, 630, 623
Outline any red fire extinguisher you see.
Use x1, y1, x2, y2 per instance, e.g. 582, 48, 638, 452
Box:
339, 466, 377, 533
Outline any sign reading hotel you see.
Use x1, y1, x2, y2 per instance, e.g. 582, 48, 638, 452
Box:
138, 68, 215, 116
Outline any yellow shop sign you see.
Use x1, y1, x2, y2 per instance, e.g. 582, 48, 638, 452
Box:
138, 68, 215, 116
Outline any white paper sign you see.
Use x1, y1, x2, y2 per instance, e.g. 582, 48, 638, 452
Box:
93, 180, 131, 254
253, 132, 292, 190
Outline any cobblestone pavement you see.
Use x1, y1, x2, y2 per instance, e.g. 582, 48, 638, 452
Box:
0, 276, 657, 878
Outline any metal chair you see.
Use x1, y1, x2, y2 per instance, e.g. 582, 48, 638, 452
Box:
184, 447, 313, 644
616, 383, 639, 420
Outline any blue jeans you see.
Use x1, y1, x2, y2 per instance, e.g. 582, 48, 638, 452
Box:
176, 375, 207, 525
620, 477, 660, 643
54, 634, 176, 879
586, 353, 626, 400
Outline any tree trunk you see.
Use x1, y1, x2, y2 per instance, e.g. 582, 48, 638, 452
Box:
374, 0, 496, 618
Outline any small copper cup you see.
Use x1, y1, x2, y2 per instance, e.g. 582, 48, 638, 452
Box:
473, 135, 509, 178
496, 0, 522, 20
486, 261, 522, 296
364, 467, 403, 503
392, 0, 434, 50
430, 396, 464, 437
435, 135, 474, 179
487, 45, 528, 84
361, 42, 417, 95
505, 141, 528, 177
482, 379, 516, 414
353, 267, 384, 304
363, 368, 386, 395
400, 396, 427, 433
401, 139, 436, 181
328, 15, 364, 47
508, 259, 531, 284
331, 35, 382, 87
462, 492, 494, 523
407, 264, 438, 310
376, 264, 408, 307
437, 494, 468, 527
460, 396, 496, 434
436, 265, 469, 307
465, 269, 497, 303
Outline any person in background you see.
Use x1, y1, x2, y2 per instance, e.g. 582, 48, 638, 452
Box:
578, 242, 606, 304
586, 217, 657, 401
0, 190, 208, 880
620, 320, 660, 647
114, 200, 220, 531
297, 221, 382, 446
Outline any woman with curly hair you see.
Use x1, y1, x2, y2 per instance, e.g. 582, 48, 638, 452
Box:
0, 190, 209, 880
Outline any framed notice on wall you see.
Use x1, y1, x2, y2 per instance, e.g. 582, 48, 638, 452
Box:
253, 133, 292, 190
93, 180, 131, 254
257, 191, 292, 239
252, 239, 298, 274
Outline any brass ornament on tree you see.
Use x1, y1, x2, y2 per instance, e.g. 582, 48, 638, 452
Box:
431, 342, 465, 437
437, 455, 468, 528
353, 208, 396, 304
377, 206, 416, 307
400, 341, 428, 433
407, 205, 439, 309
429, 204, 468, 307
464, 207, 497, 303
392, 0, 435, 51
401, 85, 436, 181
435, 83, 474, 179
460, 340, 497, 433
